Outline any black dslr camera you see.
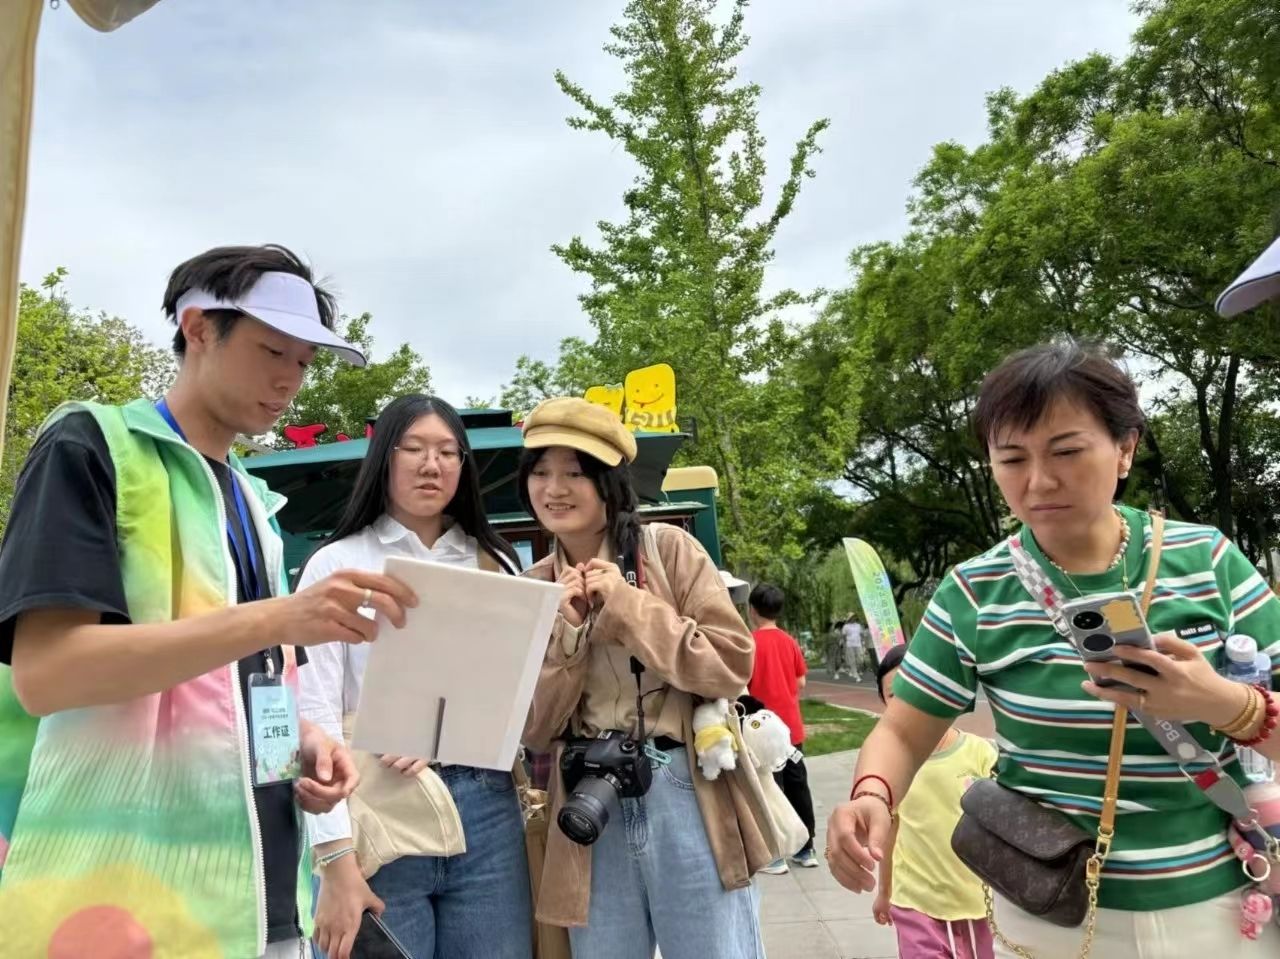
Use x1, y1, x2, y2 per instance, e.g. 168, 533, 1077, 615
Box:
557, 547, 655, 846
558, 728, 653, 845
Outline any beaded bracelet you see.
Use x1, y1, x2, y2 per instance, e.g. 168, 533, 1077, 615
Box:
1236, 684, 1278, 748
850, 774, 894, 807
316, 845, 357, 869
852, 790, 898, 824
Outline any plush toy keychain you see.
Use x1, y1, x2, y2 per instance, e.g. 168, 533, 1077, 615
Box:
1241, 889, 1274, 940
692, 698, 738, 780
740, 708, 797, 774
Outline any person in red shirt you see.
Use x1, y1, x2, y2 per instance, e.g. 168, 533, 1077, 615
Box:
747, 583, 818, 872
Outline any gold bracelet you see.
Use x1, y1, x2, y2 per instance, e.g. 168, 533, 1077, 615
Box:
1231, 689, 1263, 737
1237, 689, 1267, 739
1215, 686, 1261, 737
1213, 684, 1253, 735
1217, 690, 1257, 738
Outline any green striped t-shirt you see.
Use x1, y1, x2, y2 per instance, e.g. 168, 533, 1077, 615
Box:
894, 505, 1280, 912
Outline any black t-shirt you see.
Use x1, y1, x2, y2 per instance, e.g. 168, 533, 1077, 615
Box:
0, 411, 302, 942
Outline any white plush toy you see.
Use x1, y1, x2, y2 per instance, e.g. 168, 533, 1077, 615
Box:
741, 709, 795, 773
692, 698, 738, 780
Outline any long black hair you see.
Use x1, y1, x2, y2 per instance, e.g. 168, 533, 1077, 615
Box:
517, 446, 642, 559
323, 394, 519, 571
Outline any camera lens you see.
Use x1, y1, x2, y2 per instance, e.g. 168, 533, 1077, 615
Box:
1081, 634, 1115, 654
557, 775, 619, 846
1072, 611, 1105, 631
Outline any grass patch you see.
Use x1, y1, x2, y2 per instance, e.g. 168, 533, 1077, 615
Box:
800, 698, 878, 756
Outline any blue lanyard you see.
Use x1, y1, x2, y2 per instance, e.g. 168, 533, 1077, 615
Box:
155, 400, 263, 601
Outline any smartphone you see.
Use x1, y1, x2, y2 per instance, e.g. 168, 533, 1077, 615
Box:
1059, 591, 1160, 690
352, 910, 412, 959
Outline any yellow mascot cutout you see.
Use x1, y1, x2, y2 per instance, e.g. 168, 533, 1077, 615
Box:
623, 363, 678, 433
583, 384, 624, 418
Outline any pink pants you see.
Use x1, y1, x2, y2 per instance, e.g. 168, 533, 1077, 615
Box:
890, 906, 995, 959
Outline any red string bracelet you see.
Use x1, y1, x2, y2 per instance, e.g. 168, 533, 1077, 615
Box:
1236, 684, 1278, 748
850, 774, 894, 806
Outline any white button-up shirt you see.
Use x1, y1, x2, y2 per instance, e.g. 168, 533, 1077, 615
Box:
297, 514, 481, 846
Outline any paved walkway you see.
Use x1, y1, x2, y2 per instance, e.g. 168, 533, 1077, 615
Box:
806, 670, 995, 738
749, 673, 996, 957
756, 748, 896, 959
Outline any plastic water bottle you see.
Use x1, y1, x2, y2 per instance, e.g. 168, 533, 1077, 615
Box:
1223, 635, 1275, 784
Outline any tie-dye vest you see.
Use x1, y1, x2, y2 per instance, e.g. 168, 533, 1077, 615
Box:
0, 399, 311, 958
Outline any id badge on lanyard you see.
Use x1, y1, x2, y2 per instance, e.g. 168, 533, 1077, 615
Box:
249, 654, 302, 785
156, 399, 300, 783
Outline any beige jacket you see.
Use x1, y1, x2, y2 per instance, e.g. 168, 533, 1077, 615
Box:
522, 523, 776, 927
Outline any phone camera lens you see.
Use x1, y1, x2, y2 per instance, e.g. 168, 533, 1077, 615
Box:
1081, 634, 1115, 654
1072, 611, 1105, 631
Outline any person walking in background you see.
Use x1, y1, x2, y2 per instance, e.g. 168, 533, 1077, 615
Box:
871, 645, 996, 959
748, 584, 819, 873
826, 619, 847, 679
842, 614, 867, 681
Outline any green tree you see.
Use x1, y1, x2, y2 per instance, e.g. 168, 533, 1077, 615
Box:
551, 0, 829, 570
792, 0, 1280, 586
281, 313, 431, 445
497, 337, 603, 418
1, 270, 175, 528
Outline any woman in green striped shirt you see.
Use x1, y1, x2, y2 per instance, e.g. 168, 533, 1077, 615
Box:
826, 342, 1280, 957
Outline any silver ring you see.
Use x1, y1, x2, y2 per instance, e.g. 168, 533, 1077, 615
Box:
359, 587, 373, 610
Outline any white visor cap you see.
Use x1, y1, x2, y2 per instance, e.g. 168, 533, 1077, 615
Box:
174, 271, 366, 366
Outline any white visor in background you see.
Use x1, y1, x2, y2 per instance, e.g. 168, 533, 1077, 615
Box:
1217, 236, 1280, 318
719, 569, 750, 603
174, 271, 367, 366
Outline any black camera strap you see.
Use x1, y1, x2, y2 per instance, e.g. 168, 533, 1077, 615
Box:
620, 539, 666, 744
630, 656, 647, 742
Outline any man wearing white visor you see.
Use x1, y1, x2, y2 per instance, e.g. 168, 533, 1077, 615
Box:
0, 245, 417, 958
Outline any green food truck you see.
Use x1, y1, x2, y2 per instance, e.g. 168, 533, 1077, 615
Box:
242, 408, 729, 585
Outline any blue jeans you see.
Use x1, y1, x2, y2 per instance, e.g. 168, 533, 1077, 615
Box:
568, 746, 765, 959
319, 765, 531, 959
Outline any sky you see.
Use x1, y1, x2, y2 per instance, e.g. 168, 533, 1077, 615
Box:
20, 0, 1139, 406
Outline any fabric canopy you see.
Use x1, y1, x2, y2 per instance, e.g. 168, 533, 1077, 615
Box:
0, 0, 160, 464
0, 1, 42, 467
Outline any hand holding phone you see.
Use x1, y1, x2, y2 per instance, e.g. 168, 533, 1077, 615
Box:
353, 910, 411, 959
1060, 591, 1161, 691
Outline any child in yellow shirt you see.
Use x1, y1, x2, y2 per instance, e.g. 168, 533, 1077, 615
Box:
873, 645, 997, 959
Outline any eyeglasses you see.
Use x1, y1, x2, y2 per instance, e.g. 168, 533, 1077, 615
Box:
393, 444, 467, 469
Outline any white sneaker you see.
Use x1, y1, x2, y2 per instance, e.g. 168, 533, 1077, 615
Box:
853, 674, 862, 682
761, 858, 790, 875
790, 849, 820, 869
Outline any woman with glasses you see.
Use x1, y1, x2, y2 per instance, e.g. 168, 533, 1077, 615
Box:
297, 395, 531, 959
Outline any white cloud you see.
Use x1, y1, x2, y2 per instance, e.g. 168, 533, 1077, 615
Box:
20, 0, 1136, 405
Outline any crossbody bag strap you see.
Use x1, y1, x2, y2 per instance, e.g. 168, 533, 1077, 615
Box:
1007, 511, 1259, 826
1097, 512, 1162, 856
995, 515, 1165, 959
